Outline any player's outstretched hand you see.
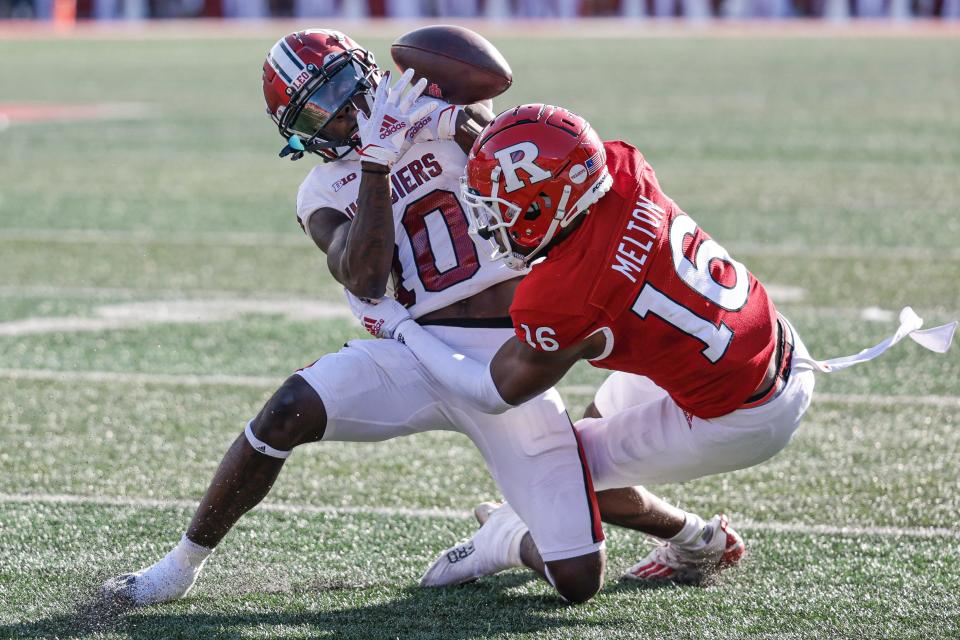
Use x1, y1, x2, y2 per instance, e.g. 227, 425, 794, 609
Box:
407, 98, 462, 144
357, 69, 438, 167
346, 290, 412, 339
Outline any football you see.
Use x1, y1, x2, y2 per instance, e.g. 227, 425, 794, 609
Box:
390, 25, 513, 105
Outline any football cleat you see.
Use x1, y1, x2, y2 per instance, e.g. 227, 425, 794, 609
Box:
622, 514, 745, 586
100, 552, 205, 606
420, 503, 523, 588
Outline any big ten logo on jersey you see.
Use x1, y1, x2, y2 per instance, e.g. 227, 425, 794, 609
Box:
389, 153, 442, 204
331, 172, 357, 192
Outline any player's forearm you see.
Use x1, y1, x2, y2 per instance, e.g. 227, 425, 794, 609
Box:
339, 163, 395, 298
454, 108, 489, 156
395, 319, 514, 414
464, 101, 494, 128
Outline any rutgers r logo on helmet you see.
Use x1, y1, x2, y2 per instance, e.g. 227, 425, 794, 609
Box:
493, 142, 552, 194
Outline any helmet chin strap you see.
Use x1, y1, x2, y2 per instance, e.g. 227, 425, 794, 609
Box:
279, 134, 359, 161
488, 166, 537, 269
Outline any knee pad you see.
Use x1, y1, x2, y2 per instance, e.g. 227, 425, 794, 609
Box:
244, 421, 291, 459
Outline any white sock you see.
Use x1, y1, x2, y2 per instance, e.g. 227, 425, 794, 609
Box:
668, 512, 706, 549
492, 503, 528, 567
170, 535, 214, 570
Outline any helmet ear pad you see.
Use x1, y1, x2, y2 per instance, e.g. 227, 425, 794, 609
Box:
523, 195, 549, 221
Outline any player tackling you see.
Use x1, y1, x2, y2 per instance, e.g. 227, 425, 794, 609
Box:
102, 34, 607, 606
350, 104, 957, 586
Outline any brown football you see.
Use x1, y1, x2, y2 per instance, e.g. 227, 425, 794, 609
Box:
391, 25, 513, 105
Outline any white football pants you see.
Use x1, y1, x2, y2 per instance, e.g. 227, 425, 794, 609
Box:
578, 318, 815, 490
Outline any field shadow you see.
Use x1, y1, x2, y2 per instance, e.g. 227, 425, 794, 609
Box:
0, 574, 625, 640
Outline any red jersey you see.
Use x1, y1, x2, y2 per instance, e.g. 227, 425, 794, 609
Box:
510, 141, 778, 419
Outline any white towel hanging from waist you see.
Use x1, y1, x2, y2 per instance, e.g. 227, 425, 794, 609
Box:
793, 307, 957, 374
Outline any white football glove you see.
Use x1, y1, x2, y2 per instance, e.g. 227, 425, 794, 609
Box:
356, 69, 438, 167
346, 290, 413, 339
407, 99, 463, 144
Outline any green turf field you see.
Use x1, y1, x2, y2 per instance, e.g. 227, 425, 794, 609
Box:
1, 28, 959, 639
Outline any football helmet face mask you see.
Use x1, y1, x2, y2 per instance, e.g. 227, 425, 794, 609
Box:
460, 104, 613, 270
262, 29, 379, 162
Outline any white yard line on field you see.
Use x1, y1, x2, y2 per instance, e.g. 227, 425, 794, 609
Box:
2, 368, 959, 408
742, 520, 960, 539
727, 241, 960, 261
0, 283, 816, 337
0, 285, 309, 299
2, 285, 954, 324
0, 228, 308, 248
0, 492, 956, 540
0, 298, 352, 337
0, 368, 278, 388
0, 291, 806, 335
3, 228, 956, 260
0, 493, 463, 520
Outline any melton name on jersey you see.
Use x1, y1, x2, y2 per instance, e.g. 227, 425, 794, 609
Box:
297, 140, 523, 318
510, 141, 779, 419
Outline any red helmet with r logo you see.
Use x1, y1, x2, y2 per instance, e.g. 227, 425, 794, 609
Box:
461, 104, 612, 269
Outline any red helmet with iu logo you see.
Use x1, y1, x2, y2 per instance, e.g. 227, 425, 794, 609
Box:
461, 104, 613, 270
262, 29, 378, 161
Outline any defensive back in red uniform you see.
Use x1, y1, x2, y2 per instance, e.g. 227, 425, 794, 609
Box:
510, 141, 778, 418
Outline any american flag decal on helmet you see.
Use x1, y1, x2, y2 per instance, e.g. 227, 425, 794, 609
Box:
584, 151, 603, 175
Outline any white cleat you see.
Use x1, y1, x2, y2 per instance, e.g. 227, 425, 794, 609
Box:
421, 503, 524, 588
101, 549, 207, 606
622, 514, 745, 586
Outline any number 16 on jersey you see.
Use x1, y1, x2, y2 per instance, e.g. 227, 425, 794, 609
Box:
631, 214, 749, 364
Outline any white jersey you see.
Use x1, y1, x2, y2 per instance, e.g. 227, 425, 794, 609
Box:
297, 140, 525, 319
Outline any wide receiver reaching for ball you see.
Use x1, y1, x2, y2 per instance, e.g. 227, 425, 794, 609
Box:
350, 104, 956, 586
102, 32, 608, 606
